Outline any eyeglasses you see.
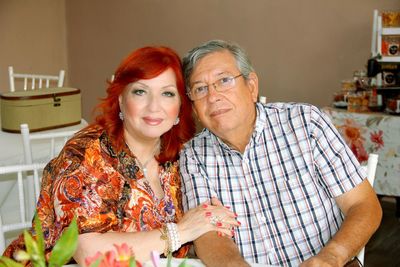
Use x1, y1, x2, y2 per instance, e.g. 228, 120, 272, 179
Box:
187, 74, 243, 101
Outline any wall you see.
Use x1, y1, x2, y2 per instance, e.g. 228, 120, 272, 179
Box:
0, 0, 68, 91
1, 1, 399, 123
65, 0, 400, 122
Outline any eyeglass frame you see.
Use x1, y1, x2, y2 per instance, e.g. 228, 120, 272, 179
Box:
186, 73, 243, 101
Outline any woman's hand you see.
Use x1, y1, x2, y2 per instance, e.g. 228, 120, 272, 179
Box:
177, 199, 240, 244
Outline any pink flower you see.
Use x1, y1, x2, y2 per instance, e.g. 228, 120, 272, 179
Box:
338, 119, 368, 163
84, 243, 142, 267
370, 130, 384, 150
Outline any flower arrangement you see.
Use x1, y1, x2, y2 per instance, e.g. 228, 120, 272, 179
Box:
0, 216, 78, 267
0, 217, 192, 267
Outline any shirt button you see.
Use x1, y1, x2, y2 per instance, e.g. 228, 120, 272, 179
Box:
258, 215, 267, 223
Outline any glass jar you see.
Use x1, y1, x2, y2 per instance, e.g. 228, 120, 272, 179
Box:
347, 91, 369, 112
382, 11, 400, 27
353, 70, 370, 90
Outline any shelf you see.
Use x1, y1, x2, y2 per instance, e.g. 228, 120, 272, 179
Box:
378, 56, 400, 62
382, 28, 400, 35
376, 86, 400, 90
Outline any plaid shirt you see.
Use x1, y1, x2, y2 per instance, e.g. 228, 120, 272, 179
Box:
180, 103, 365, 266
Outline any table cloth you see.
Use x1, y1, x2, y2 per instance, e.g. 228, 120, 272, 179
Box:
322, 107, 400, 197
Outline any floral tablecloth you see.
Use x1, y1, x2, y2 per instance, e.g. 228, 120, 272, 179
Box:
322, 107, 400, 196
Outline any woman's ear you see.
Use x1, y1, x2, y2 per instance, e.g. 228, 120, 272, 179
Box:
118, 95, 123, 110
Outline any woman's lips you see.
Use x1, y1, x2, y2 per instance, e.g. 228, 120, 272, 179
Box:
143, 117, 163, 125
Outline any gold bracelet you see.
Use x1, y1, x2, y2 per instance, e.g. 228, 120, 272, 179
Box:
158, 225, 169, 256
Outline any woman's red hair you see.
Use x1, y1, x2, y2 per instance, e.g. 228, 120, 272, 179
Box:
95, 46, 195, 163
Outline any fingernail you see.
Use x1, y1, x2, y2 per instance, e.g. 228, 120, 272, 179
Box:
216, 222, 223, 227
202, 203, 208, 208
238, 221, 241, 226
225, 205, 231, 209
217, 231, 222, 237
231, 230, 235, 236
234, 212, 238, 217
205, 211, 212, 217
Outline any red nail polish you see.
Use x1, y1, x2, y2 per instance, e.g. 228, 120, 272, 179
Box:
205, 211, 212, 217
234, 212, 238, 217
202, 203, 208, 208
216, 222, 223, 227
217, 231, 222, 237
225, 205, 231, 209
238, 221, 241, 226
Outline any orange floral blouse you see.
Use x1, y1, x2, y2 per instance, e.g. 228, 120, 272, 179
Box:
4, 124, 188, 261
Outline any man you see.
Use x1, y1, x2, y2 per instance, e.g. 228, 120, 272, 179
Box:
179, 40, 382, 267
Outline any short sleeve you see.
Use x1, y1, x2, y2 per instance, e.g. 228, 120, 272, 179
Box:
308, 106, 365, 197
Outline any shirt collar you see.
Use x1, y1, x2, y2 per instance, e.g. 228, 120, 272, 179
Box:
205, 102, 266, 153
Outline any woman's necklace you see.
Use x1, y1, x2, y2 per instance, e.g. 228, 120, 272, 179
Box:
126, 140, 160, 179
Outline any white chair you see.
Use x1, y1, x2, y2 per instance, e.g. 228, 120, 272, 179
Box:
357, 153, 379, 265
8, 66, 65, 92
20, 123, 79, 220
20, 123, 78, 165
0, 163, 46, 253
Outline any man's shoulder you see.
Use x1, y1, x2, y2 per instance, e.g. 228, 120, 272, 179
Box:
181, 128, 214, 153
263, 102, 317, 113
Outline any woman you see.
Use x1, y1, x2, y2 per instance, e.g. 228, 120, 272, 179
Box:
3, 46, 238, 264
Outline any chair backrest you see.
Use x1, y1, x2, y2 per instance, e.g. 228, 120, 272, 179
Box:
8, 66, 65, 92
20, 123, 78, 221
20, 123, 77, 165
0, 163, 46, 253
357, 153, 379, 265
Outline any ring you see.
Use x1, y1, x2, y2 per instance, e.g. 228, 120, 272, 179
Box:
210, 215, 222, 226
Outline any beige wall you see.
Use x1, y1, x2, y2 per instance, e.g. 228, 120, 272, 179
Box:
2, 0, 400, 123
0, 0, 68, 91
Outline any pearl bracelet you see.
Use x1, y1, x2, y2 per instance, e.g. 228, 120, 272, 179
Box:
166, 223, 181, 253
159, 223, 181, 256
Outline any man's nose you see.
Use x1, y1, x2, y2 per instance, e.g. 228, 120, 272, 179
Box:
206, 83, 221, 102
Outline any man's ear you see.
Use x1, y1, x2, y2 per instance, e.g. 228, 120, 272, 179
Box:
192, 104, 199, 119
247, 72, 259, 102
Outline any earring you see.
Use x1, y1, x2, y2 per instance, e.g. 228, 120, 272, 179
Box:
119, 111, 124, 121
174, 117, 180, 125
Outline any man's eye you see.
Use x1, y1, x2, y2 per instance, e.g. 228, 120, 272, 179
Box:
220, 77, 233, 85
194, 86, 208, 95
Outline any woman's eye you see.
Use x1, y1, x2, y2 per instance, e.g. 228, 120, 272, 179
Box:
131, 89, 146, 95
162, 91, 176, 97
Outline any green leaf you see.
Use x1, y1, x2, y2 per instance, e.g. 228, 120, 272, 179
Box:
178, 258, 189, 267
0, 256, 25, 267
88, 257, 102, 267
33, 215, 46, 265
22, 230, 45, 267
129, 257, 136, 267
23, 231, 36, 260
167, 253, 172, 267
33, 214, 45, 256
48, 217, 78, 267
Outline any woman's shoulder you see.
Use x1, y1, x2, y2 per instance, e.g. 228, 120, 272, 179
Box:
47, 125, 108, 172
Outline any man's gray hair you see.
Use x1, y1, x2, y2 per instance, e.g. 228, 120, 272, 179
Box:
182, 40, 255, 92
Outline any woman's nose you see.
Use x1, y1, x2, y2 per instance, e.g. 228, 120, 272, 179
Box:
147, 94, 161, 111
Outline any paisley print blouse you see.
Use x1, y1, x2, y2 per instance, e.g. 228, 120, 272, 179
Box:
4, 124, 188, 261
